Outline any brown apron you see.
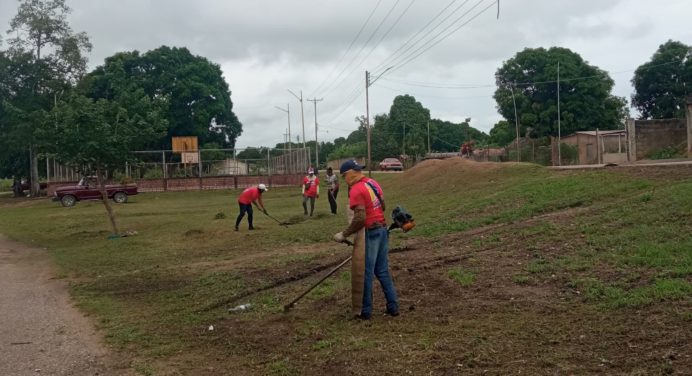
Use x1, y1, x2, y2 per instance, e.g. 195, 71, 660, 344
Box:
347, 206, 366, 315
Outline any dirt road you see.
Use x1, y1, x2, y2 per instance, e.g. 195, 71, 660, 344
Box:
0, 234, 123, 376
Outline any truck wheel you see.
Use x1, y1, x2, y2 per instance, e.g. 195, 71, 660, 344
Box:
61, 195, 77, 207
113, 192, 128, 204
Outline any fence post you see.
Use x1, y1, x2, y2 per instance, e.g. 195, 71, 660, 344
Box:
162, 151, 168, 191
596, 128, 601, 164
267, 148, 272, 187
198, 150, 203, 191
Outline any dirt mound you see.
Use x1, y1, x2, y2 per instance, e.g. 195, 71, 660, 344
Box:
405, 157, 505, 185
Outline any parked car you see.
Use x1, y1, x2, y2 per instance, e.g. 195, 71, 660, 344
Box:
379, 158, 404, 171
53, 177, 138, 207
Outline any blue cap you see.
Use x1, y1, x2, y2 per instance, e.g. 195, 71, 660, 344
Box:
339, 159, 363, 174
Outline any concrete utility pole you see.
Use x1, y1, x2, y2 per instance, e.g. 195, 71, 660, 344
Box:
365, 67, 392, 175
510, 84, 520, 162
557, 61, 561, 166
307, 98, 323, 168
288, 89, 307, 168
427, 120, 431, 154
275, 104, 292, 173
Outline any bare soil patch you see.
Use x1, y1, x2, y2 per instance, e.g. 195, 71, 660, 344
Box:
0, 235, 131, 375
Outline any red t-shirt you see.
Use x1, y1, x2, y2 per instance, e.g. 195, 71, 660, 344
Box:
238, 187, 260, 205
303, 176, 319, 197
349, 177, 386, 228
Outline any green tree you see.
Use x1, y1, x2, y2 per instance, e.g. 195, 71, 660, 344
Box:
4, 0, 91, 195
48, 92, 166, 235
631, 40, 692, 119
430, 119, 487, 152
488, 120, 515, 146
83, 46, 242, 149
494, 47, 626, 138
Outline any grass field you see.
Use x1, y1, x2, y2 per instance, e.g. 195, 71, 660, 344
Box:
0, 158, 690, 374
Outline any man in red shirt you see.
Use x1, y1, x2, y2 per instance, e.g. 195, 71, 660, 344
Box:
301, 167, 319, 216
333, 160, 399, 320
235, 184, 268, 231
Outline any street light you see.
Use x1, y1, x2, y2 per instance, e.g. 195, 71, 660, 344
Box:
288, 89, 307, 170
495, 74, 520, 162
275, 104, 291, 173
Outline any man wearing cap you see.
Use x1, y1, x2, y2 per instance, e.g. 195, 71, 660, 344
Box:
235, 184, 268, 231
302, 167, 319, 216
333, 160, 399, 320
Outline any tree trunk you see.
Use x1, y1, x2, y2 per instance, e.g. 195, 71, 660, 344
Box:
96, 168, 119, 236
30, 145, 40, 197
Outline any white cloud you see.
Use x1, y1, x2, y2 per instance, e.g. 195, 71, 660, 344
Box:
2, 0, 690, 149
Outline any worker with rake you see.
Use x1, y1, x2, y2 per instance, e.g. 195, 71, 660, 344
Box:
235, 183, 268, 231
302, 167, 319, 217
333, 160, 399, 320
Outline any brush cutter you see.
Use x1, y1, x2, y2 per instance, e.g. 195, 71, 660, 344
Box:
283, 239, 353, 313
282, 207, 416, 313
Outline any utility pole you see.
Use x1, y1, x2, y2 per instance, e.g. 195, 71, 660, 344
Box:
427, 120, 431, 154
557, 61, 561, 166
288, 89, 307, 169
307, 97, 323, 168
510, 84, 520, 162
275, 104, 292, 173
402, 122, 406, 156
365, 67, 392, 176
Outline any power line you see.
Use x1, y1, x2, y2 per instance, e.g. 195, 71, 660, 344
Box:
387, 0, 498, 75
317, 0, 403, 98
374, 82, 494, 99
380, 76, 494, 89
309, 0, 384, 97
371, 0, 472, 75
381, 58, 687, 89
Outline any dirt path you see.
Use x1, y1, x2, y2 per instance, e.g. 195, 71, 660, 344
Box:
0, 234, 125, 376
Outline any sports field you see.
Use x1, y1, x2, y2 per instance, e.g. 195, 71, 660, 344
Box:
1, 158, 690, 375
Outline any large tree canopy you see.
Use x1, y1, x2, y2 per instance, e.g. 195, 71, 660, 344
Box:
1, 0, 91, 193
81, 46, 242, 149
631, 40, 692, 119
494, 47, 626, 138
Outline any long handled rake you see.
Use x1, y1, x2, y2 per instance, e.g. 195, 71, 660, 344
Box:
283, 240, 353, 313
262, 211, 290, 227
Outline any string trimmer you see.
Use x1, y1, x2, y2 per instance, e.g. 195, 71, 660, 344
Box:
282, 206, 416, 313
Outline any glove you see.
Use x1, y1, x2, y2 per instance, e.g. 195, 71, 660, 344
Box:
262, 208, 268, 215
333, 232, 345, 243
316, 194, 320, 199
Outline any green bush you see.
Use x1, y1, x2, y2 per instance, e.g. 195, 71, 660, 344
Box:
649, 146, 684, 160
0, 179, 12, 192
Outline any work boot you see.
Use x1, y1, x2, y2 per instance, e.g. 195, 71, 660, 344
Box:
385, 309, 399, 317
355, 313, 371, 320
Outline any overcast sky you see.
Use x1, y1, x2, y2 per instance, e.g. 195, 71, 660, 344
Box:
1, 0, 690, 149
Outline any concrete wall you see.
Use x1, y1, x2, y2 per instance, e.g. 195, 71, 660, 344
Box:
634, 119, 687, 160
687, 97, 692, 158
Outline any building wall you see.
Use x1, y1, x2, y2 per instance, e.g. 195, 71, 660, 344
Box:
634, 119, 687, 159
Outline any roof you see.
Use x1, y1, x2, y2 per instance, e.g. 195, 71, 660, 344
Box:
573, 130, 625, 136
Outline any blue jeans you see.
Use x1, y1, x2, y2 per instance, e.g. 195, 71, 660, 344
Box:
235, 203, 253, 228
362, 227, 398, 317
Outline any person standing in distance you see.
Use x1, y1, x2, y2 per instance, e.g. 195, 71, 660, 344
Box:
325, 167, 339, 215
333, 160, 399, 320
302, 167, 319, 216
235, 184, 268, 231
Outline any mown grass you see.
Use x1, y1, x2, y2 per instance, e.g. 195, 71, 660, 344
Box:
0, 163, 690, 374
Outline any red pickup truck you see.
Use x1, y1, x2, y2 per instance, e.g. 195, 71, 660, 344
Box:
53, 177, 138, 207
